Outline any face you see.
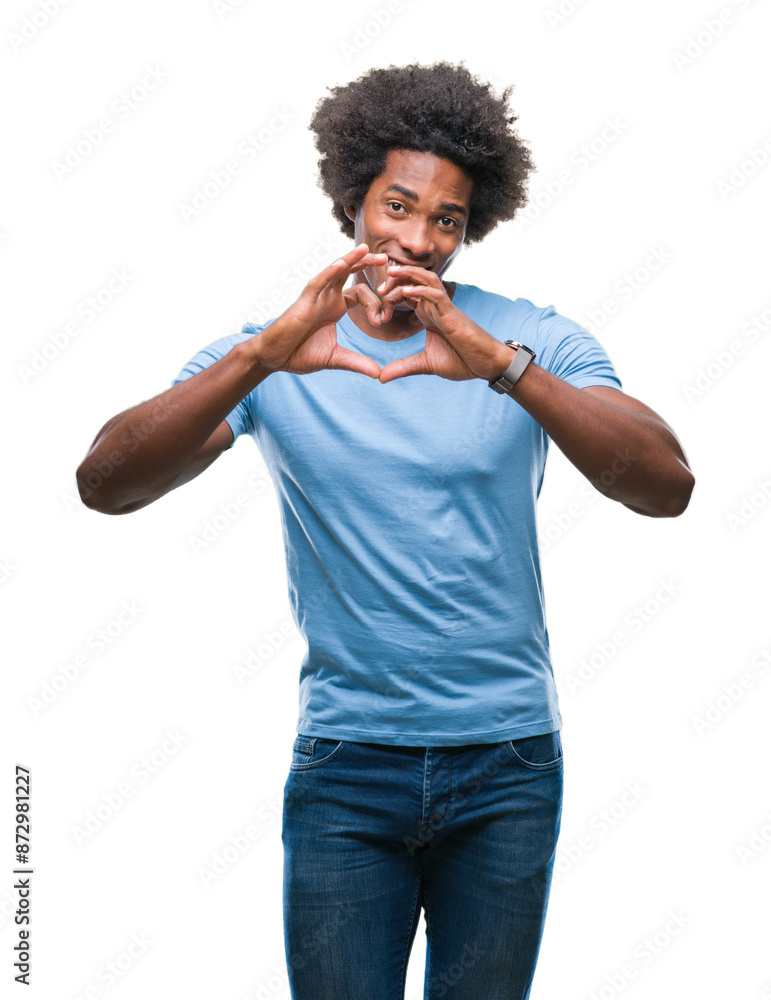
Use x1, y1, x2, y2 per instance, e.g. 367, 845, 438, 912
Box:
344, 149, 472, 312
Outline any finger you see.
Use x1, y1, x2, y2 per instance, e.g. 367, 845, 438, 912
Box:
398, 284, 445, 304
327, 344, 382, 379
378, 352, 431, 384
375, 287, 408, 325
323, 252, 389, 298
343, 283, 386, 326
377, 280, 418, 319
376, 264, 440, 295
398, 285, 447, 324
306, 245, 386, 297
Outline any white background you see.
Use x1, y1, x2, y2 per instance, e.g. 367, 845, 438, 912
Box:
2, 0, 770, 997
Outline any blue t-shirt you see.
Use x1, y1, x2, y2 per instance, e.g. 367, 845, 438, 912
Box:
172, 282, 622, 746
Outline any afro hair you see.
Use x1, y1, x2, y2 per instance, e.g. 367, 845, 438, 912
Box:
308, 60, 536, 245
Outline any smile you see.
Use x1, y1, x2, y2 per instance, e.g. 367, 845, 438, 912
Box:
386, 256, 432, 270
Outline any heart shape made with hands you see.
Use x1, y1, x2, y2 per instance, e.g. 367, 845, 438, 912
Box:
346, 263, 499, 384
271, 245, 507, 385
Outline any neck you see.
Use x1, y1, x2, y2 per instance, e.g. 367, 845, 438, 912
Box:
346, 277, 457, 342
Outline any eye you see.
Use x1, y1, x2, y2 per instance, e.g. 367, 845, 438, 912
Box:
438, 217, 459, 229
387, 201, 406, 213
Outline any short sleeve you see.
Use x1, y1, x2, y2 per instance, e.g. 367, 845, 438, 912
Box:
171, 329, 261, 449
534, 304, 623, 391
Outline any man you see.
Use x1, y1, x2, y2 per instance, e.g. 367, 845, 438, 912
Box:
77, 61, 694, 1000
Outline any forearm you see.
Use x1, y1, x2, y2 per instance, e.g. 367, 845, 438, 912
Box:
76, 342, 271, 513
502, 362, 695, 517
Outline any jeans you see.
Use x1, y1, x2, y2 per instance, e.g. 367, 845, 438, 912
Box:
281, 730, 564, 1000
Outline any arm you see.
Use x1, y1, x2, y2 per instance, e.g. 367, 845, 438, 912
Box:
499, 366, 695, 518
76, 244, 388, 514
371, 265, 695, 518
76, 346, 272, 514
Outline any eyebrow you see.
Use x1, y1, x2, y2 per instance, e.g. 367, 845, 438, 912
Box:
384, 184, 467, 217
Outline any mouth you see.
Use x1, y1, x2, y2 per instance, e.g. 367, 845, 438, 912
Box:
384, 255, 433, 271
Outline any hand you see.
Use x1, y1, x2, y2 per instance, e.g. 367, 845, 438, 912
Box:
246, 244, 388, 377
372, 266, 515, 384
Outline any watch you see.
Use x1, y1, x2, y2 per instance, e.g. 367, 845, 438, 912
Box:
488, 340, 536, 393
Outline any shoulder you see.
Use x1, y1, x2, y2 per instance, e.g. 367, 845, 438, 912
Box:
453, 282, 549, 342
210, 319, 275, 356
172, 319, 277, 386
180, 320, 275, 368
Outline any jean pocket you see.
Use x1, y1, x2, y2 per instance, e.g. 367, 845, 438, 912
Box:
505, 730, 563, 771
289, 734, 345, 770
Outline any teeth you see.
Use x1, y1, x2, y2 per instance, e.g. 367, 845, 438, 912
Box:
387, 257, 429, 268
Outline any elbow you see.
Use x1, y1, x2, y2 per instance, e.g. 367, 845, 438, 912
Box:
612, 468, 696, 518
639, 469, 696, 518
76, 464, 105, 512
76, 464, 127, 515
662, 469, 695, 518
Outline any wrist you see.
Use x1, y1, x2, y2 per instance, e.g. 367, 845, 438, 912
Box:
487, 339, 537, 393
488, 341, 519, 382
236, 337, 276, 380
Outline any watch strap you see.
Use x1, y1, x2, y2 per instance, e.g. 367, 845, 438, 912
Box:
489, 340, 536, 393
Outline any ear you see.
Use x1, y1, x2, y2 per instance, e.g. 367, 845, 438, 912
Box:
343, 204, 357, 222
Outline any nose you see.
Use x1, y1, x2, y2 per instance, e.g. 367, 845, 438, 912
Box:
397, 217, 434, 260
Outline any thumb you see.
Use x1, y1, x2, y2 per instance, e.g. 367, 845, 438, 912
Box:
379, 352, 430, 384
327, 344, 382, 379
